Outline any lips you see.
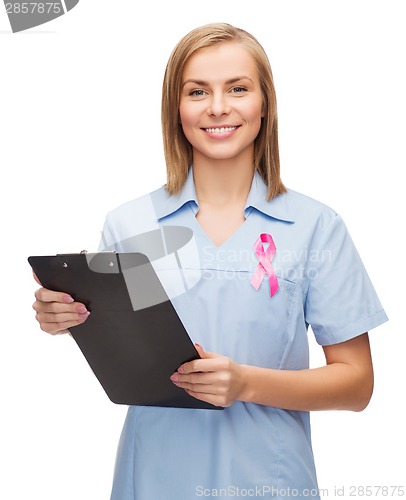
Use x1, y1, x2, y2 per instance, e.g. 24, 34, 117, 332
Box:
204, 126, 238, 133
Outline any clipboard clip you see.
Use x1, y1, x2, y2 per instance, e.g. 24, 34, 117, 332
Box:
55, 251, 120, 273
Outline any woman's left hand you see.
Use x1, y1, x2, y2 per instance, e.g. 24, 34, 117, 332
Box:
170, 344, 245, 407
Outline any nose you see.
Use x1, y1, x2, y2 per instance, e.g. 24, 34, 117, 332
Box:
207, 92, 231, 117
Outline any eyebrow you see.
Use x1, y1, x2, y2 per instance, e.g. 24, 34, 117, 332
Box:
182, 76, 254, 88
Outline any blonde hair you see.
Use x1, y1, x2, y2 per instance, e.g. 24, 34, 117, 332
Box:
161, 23, 286, 201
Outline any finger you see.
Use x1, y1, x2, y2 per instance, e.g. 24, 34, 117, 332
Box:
178, 381, 217, 395
178, 356, 223, 375
195, 343, 218, 359
178, 345, 221, 374
170, 375, 219, 398
36, 310, 90, 324
170, 371, 217, 386
33, 300, 88, 315
184, 388, 228, 408
34, 287, 74, 304
38, 315, 90, 335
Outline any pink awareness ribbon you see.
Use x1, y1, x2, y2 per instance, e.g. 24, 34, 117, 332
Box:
250, 233, 279, 297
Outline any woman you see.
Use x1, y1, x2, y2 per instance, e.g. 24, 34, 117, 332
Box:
33, 23, 388, 499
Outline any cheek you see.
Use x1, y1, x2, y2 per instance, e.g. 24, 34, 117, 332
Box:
179, 102, 195, 128
246, 99, 264, 125
253, 104, 264, 137
240, 101, 263, 141
179, 104, 202, 146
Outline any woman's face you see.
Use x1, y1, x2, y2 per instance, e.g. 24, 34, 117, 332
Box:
179, 42, 264, 166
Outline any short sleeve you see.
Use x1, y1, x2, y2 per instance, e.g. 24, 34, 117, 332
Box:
305, 213, 388, 346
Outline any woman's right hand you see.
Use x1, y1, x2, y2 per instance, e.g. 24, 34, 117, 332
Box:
32, 275, 90, 335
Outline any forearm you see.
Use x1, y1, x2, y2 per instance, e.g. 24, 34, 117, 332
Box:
174, 334, 374, 410
239, 361, 373, 412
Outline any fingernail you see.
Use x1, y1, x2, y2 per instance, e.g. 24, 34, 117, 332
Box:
177, 367, 184, 374
77, 305, 88, 313
78, 312, 90, 323
63, 295, 74, 303
170, 373, 179, 382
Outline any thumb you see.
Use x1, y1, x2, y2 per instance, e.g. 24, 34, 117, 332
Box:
195, 343, 217, 359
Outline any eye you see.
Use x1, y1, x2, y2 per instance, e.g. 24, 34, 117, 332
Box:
230, 86, 247, 94
189, 89, 206, 97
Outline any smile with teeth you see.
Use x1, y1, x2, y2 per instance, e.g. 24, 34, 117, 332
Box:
204, 126, 238, 133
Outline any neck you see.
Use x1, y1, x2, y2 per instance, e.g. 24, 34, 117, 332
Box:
192, 151, 254, 206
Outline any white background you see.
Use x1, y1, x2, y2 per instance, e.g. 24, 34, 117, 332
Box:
1, 1, 404, 498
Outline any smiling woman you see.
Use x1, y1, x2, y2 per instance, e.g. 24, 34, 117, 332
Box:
162, 23, 284, 201
31, 22, 388, 500
179, 43, 264, 168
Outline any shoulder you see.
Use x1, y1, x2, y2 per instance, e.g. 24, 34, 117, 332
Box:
105, 185, 168, 222
285, 188, 337, 216
282, 188, 341, 229
268, 188, 351, 253
102, 185, 168, 243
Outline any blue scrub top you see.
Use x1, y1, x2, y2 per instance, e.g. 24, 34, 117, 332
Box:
100, 168, 387, 500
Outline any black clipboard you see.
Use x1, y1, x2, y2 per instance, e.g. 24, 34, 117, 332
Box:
28, 252, 221, 410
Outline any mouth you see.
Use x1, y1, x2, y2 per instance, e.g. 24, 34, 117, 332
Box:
203, 126, 239, 134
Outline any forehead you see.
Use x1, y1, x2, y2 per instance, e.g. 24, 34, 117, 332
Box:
182, 42, 259, 82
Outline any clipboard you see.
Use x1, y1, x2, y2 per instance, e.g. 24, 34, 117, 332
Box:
28, 252, 221, 410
